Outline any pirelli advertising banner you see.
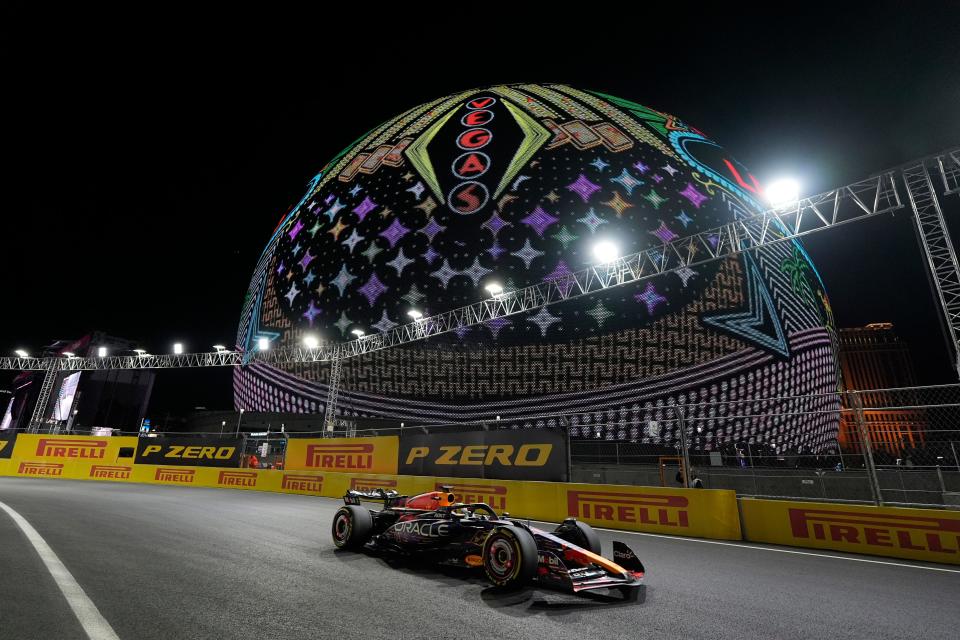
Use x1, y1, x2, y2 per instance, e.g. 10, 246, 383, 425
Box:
135, 437, 244, 467
399, 430, 568, 482
284, 436, 399, 474
740, 498, 960, 565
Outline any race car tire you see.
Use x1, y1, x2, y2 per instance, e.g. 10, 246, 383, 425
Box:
553, 519, 602, 556
332, 505, 373, 549
482, 526, 537, 589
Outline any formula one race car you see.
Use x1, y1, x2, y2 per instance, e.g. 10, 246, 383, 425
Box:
331, 486, 645, 599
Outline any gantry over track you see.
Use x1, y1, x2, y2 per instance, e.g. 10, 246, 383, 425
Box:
3, 148, 959, 431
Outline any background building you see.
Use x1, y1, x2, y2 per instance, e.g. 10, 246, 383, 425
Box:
235, 84, 842, 453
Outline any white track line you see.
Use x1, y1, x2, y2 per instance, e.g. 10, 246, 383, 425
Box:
0, 500, 121, 640
528, 519, 960, 574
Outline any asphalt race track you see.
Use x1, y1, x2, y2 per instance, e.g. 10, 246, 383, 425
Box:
1, 479, 958, 640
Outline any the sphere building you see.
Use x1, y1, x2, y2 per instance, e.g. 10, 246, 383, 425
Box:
236, 84, 841, 452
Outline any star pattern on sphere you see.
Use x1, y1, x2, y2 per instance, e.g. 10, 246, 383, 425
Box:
551, 225, 579, 250
544, 259, 573, 281
325, 198, 346, 221
675, 211, 694, 228
650, 222, 679, 243
635, 282, 667, 315
483, 211, 510, 235
633, 161, 650, 174
642, 188, 668, 210
514, 238, 545, 269
521, 206, 559, 236
602, 191, 633, 217
651, 174, 664, 184
586, 301, 614, 326
679, 182, 709, 208
387, 249, 414, 275
292, 242, 303, 256
358, 273, 388, 305
407, 182, 425, 201
577, 208, 607, 233
590, 157, 610, 172
298, 251, 316, 270
342, 230, 364, 252
380, 218, 410, 248
528, 307, 560, 336
276, 261, 285, 275
325, 193, 336, 205
482, 241, 504, 261
288, 220, 304, 240
462, 257, 492, 287
328, 219, 348, 240
372, 310, 397, 333
402, 284, 426, 305
304, 271, 317, 286
353, 196, 378, 220
315, 282, 326, 297
567, 173, 601, 203
675, 266, 697, 287
424, 245, 440, 264
308, 221, 322, 237
402, 171, 415, 182
707, 233, 720, 248
486, 317, 511, 339
285, 283, 300, 305
335, 312, 352, 334
415, 197, 437, 216
432, 260, 459, 287
662, 164, 679, 176
362, 242, 382, 262
330, 265, 355, 294
348, 184, 363, 197
302, 301, 321, 326
611, 169, 644, 196
545, 190, 560, 203
419, 218, 444, 241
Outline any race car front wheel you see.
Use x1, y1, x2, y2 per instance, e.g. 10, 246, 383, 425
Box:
482, 526, 537, 589
332, 505, 372, 549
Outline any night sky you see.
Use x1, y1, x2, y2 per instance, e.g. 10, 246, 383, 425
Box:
2, 4, 959, 414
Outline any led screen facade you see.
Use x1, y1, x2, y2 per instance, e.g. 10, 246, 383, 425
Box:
236, 84, 840, 452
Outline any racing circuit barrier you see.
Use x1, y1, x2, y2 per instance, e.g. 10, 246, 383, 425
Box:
4, 433, 960, 563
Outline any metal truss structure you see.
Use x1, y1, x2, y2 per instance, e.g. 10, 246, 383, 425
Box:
3, 147, 959, 429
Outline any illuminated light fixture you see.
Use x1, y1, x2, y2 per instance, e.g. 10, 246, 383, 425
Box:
14, 350, 28, 358
213, 345, 226, 352
257, 337, 270, 351
592, 240, 619, 264
134, 349, 146, 356
303, 335, 319, 349
97, 347, 107, 358
765, 178, 800, 208
407, 309, 423, 320
173, 343, 184, 355
63, 352, 75, 358
484, 282, 504, 297
350, 329, 365, 338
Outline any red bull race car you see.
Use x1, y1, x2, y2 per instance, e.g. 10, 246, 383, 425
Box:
331, 485, 645, 599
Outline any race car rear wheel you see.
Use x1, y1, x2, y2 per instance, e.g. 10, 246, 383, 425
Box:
332, 505, 372, 549
554, 519, 602, 556
482, 526, 537, 589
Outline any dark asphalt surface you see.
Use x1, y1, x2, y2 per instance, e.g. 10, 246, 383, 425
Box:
0, 478, 957, 640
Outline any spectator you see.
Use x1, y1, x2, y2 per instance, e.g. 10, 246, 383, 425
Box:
691, 474, 704, 489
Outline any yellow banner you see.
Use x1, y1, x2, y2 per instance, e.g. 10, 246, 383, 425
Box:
12, 434, 138, 463
740, 498, 960, 565
284, 436, 398, 474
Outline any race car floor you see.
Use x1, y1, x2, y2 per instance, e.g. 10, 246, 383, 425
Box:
1, 478, 957, 640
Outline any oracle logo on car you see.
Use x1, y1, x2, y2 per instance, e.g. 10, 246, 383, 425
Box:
436, 482, 507, 511
281, 474, 323, 494
18, 462, 64, 476
567, 491, 690, 528
350, 477, 397, 492
306, 443, 374, 470
217, 470, 258, 488
154, 467, 195, 483
788, 508, 960, 555
89, 465, 132, 480
36, 438, 107, 459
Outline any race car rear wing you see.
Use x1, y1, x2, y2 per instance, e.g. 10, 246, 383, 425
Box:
343, 488, 406, 508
